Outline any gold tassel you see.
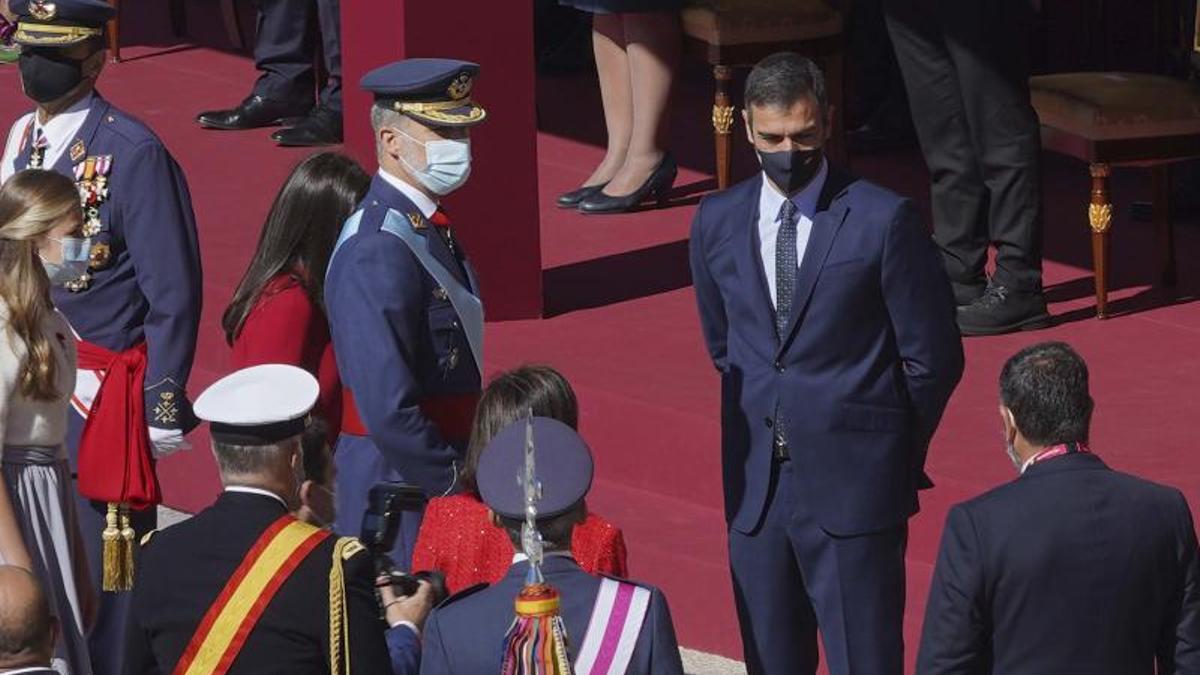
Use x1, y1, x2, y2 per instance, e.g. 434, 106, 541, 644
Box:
101, 503, 123, 591
118, 505, 136, 591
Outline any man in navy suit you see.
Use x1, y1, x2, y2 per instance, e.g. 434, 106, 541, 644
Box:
0, 566, 61, 675
420, 418, 684, 674
917, 342, 1200, 674
689, 52, 963, 674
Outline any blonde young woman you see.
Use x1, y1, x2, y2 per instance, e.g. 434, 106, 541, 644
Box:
0, 170, 95, 675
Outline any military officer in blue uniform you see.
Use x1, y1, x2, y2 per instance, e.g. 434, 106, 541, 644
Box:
420, 418, 685, 675
324, 59, 485, 569
2, 3, 202, 674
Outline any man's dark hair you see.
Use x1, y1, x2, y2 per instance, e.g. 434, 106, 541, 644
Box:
498, 502, 584, 552
744, 52, 828, 119
999, 342, 1094, 447
301, 417, 331, 485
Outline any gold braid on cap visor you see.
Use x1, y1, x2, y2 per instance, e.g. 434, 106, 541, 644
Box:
15, 21, 102, 44
393, 99, 487, 124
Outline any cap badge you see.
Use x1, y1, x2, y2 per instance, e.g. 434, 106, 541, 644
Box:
447, 73, 472, 101
29, 1, 57, 20
407, 212, 427, 231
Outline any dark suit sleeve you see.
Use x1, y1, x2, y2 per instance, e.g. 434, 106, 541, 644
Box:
688, 199, 728, 374
120, 141, 203, 430
880, 200, 964, 476
418, 609, 451, 675
344, 548, 400, 675
325, 235, 459, 496
646, 588, 685, 674
1163, 490, 1200, 672
122, 584, 162, 675
916, 505, 989, 674
385, 625, 422, 675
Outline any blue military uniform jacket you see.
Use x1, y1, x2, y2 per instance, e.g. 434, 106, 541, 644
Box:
324, 173, 482, 550
6, 94, 202, 430
421, 555, 684, 674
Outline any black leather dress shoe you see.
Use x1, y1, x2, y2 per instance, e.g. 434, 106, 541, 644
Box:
196, 95, 311, 131
271, 106, 344, 147
556, 183, 606, 208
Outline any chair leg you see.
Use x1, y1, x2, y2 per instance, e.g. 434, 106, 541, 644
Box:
1152, 164, 1177, 286
106, 0, 120, 63
712, 64, 735, 191
1089, 163, 1113, 319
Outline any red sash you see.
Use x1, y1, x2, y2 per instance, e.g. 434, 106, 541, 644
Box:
340, 389, 477, 443
75, 340, 160, 509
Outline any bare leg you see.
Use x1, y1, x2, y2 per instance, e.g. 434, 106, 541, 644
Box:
583, 13, 634, 188
602, 11, 680, 197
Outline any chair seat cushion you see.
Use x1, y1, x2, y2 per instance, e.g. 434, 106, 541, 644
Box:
1030, 72, 1200, 141
682, 0, 842, 46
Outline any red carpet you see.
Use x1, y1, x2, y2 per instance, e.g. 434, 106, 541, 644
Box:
4, 21, 1200, 671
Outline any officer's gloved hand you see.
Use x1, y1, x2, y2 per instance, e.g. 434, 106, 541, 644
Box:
148, 427, 190, 458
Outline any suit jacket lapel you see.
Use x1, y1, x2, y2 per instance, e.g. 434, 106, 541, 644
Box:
731, 180, 775, 335
776, 169, 854, 357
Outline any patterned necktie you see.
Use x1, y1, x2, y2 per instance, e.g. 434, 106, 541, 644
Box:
29, 128, 48, 170
775, 198, 798, 339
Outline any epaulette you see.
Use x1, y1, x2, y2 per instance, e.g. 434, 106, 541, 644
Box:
139, 530, 158, 547
337, 537, 367, 561
437, 582, 488, 609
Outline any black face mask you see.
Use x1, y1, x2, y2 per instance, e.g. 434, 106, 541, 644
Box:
18, 50, 86, 104
758, 148, 823, 195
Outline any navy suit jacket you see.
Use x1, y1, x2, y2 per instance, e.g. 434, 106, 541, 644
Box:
420, 556, 684, 674
917, 453, 1200, 674
689, 168, 963, 535
8, 94, 203, 429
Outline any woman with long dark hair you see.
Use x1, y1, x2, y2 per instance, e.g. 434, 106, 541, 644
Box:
0, 170, 95, 674
411, 365, 627, 593
222, 152, 370, 440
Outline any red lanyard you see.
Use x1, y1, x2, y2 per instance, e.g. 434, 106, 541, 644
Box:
1026, 442, 1090, 469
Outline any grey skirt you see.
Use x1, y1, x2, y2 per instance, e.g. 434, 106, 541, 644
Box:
2, 445, 92, 675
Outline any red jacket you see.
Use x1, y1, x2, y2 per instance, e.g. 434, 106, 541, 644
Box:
229, 273, 341, 441
412, 492, 628, 594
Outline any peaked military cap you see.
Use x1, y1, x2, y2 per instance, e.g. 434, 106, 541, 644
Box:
476, 417, 594, 521
11, 0, 115, 47
194, 365, 319, 446
361, 58, 487, 128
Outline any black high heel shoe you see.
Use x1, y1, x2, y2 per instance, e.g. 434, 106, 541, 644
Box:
577, 153, 677, 215
556, 183, 607, 208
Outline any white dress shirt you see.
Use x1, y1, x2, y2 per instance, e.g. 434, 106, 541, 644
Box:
1, 93, 95, 183
223, 485, 289, 509
757, 159, 828, 308
378, 168, 437, 218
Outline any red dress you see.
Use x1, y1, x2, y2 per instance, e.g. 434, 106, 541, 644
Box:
229, 273, 342, 441
412, 492, 628, 594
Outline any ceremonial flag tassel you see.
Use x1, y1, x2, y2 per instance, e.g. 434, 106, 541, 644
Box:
501, 583, 573, 675
101, 503, 135, 592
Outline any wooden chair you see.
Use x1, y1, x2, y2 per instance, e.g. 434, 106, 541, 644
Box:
105, 0, 241, 63
681, 0, 846, 190
1028, 1, 1200, 318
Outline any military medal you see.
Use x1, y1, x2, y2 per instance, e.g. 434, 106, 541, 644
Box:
69, 139, 86, 163
65, 155, 115, 290
88, 241, 111, 269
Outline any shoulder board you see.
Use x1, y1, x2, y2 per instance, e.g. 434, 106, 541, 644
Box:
140, 530, 158, 547
337, 537, 368, 561
437, 582, 488, 609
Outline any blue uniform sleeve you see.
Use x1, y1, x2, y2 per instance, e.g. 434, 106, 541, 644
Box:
880, 201, 963, 482
119, 141, 202, 431
916, 505, 989, 674
647, 588, 685, 674
418, 609, 451, 675
385, 625, 421, 675
326, 234, 459, 496
688, 199, 728, 374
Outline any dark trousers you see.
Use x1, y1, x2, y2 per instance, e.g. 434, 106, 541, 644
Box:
67, 411, 156, 675
332, 434, 424, 570
729, 459, 907, 675
251, 0, 343, 112
884, 0, 1043, 292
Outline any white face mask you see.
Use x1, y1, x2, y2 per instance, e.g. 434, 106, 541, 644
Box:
395, 128, 472, 196
39, 235, 91, 285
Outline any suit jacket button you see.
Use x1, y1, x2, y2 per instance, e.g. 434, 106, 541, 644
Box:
774, 361, 784, 373
764, 418, 773, 428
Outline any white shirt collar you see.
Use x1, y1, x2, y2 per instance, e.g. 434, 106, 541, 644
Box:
32, 93, 95, 167
224, 486, 289, 509
0, 667, 59, 674
378, 168, 438, 218
759, 157, 827, 223
512, 551, 575, 564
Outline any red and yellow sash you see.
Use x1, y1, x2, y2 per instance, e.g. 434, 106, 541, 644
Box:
173, 516, 330, 675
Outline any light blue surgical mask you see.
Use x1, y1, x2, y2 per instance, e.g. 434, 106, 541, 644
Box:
39, 235, 90, 285
396, 129, 472, 196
